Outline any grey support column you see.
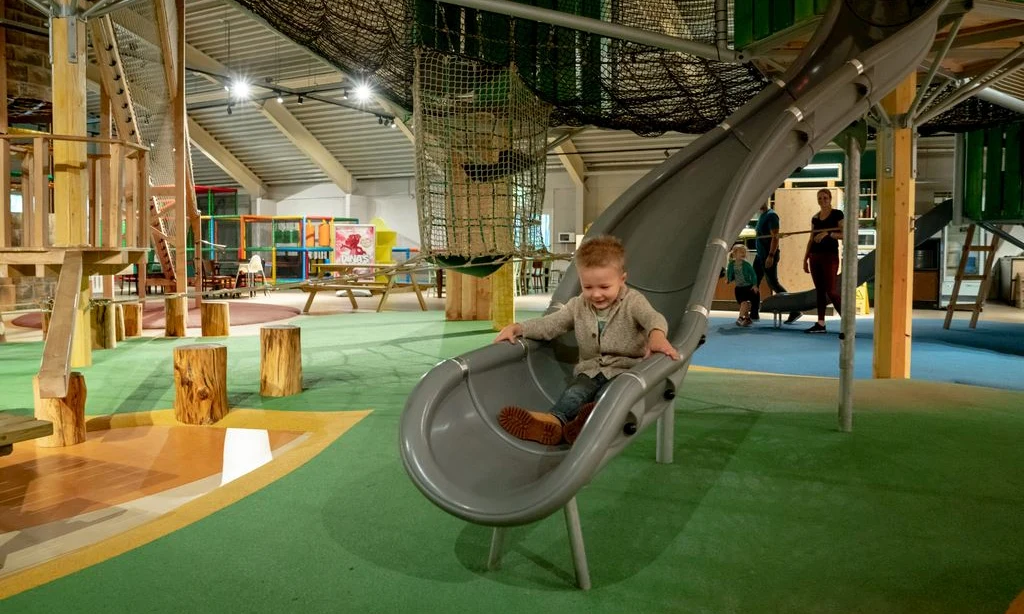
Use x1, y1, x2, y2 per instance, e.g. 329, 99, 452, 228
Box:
563, 497, 591, 590
839, 136, 861, 432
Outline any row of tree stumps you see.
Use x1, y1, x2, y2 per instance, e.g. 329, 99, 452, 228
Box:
172, 324, 302, 425
32, 298, 303, 449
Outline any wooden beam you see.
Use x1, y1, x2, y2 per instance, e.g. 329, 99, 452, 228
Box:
153, 0, 178, 95
89, 17, 143, 146
188, 117, 268, 197
931, 20, 1024, 52
0, 2, 11, 250
38, 250, 83, 398
52, 16, 89, 247
374, 95, 415, 143
874, 72, 916, 379
554, 138, 587, 189
259, 99, 355, 193
173, 0, 187, 293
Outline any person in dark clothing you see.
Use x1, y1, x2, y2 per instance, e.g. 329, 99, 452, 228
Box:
802, 189, 844, 333
753, 202, 802, 324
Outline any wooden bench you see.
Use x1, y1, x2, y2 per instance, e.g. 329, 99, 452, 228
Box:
0, 411, 54, 457
301, 263, 428, 314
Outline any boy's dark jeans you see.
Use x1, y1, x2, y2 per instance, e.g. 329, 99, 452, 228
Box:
550, 373, 613, 424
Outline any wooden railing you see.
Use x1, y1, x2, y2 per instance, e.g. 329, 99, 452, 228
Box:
0, 132, 150, 251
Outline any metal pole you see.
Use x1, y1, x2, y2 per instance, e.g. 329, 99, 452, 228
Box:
952, 133, 965, 227
838, 137, 860, 433
656, 399, 674, 464
715, 0, 729, 52
905, 15, 964, 127
438, 0, 742, 62
21, 0, 53, 17
917, 44, 1024, 125
563, 497, 591, 590
487, 527, 506, 570
81, 0, 147, 19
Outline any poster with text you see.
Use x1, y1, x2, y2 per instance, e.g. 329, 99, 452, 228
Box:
335, 224, 376, 277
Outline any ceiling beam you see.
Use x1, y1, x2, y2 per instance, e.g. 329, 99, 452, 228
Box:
186, 72, 344, 106
931, 20, 1024, 52
188, 117, 268, 197
373, 95, 414, 143
554, 139, 586, 189
971, 0, 1024, 21
258, 99, 354, 194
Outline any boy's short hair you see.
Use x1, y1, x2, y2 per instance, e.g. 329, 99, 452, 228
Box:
576, 235, 626, 271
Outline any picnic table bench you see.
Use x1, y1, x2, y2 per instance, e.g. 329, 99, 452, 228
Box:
300, 263, 428, 314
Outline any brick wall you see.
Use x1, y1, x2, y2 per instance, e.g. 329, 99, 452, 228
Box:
4, 0, 52, 105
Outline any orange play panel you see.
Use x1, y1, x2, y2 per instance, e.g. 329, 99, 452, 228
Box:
0, 425, 302, 532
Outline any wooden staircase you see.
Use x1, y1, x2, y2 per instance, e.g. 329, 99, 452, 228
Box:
943, 223, 1001, 329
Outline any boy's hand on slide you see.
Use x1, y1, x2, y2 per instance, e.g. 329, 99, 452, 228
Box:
645, 330, 680, 360
494, 323, 523, 344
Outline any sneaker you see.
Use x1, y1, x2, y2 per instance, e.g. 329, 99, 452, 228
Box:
740, 317, 752, 327
785, 312, 803, 325
735, 318, 745, 326
563, 402, 596, 444
498, 406, 563, 445
804, 323, 826, 334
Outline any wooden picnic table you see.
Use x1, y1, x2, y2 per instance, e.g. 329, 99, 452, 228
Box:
301, 263, 428, 314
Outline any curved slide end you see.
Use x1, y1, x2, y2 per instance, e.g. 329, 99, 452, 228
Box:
399, 339, 687, 527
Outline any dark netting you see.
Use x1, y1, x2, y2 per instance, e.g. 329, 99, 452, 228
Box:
232, 0, 767, 136
917, 91, 1024, 136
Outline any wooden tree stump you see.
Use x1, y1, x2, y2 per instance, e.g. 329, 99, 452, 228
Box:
122, 301, 143, 337
200, 301, 230, 337
114, 303, 126, 341
173, 343, 228, 425
33, 371, 87, 447
260, 325, 302, 397
165, 295, 187, 337
91, 302, 117, 349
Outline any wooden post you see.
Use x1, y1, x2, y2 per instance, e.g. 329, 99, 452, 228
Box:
33, 371, 87, 447
164, 294, 187, 337
90, 301, 117, 349
42, 310, 51, 340
445, 271, 493, 321
0, 1, 10, 251
173, 343, 228, 425
260, 324, 302, 397
874, 73, 916, 379
200, 301, 230, 337
490, 263, 514, 331
114, 303, 126, 341
123, 301, 143, 337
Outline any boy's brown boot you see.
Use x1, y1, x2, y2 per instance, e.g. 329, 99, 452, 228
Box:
498, 406, 563, 445
563, 402, 596, 445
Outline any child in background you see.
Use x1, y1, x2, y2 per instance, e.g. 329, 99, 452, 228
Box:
494, 235, 679, 446
727, 243, 759, 327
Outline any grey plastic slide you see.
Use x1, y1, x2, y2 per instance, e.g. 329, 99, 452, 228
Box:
401, 1, 954, 527
761, 199, 954, 315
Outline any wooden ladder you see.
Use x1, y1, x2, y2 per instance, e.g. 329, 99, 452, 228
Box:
943, 224, 1001, 329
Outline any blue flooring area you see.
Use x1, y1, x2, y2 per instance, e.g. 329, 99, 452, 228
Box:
694, 315, 1024, 390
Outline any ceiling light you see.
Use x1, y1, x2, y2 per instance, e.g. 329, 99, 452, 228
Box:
231, 79, 251, 99
354, 84, 372, 102
276, 91, 284, 103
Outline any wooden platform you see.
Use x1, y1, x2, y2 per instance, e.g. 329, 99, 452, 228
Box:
0, 411, 53, 457
0, 247, 149, 277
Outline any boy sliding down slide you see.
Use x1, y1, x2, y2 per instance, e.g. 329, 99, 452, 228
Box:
494, 235, 679, 446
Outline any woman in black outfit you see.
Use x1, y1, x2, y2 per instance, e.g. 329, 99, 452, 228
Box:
802, 189, 844, 333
